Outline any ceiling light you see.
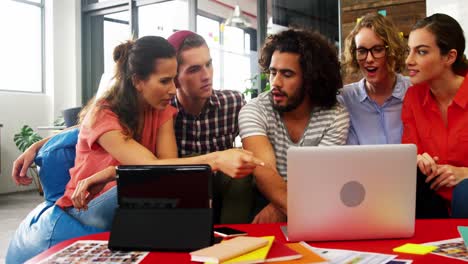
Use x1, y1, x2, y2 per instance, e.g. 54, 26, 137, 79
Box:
225, 4, 251, 29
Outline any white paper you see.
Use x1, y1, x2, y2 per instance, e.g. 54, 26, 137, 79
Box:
301, 241, 397, 264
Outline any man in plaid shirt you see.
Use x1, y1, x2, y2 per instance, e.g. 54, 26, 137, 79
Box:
168, 31, 248, 223
168, 31, 245, 157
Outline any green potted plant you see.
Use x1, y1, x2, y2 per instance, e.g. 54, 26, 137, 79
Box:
13, 125, 43, 195
243, 72, 271, 98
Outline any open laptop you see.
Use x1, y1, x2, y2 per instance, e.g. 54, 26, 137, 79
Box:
285, 144, 417, 242
109, 164, 214, 251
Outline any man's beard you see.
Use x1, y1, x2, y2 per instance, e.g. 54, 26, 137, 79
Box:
272, 87, 306, 113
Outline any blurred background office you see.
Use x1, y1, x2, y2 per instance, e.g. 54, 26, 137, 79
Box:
0, 1, 467, 262
0, 0, 467, 199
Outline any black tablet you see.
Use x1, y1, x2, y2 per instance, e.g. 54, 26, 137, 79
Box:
116, 164, 213, 209
109, 164, 214, 251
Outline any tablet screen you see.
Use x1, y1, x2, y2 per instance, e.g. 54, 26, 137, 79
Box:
116, 165, 212, 209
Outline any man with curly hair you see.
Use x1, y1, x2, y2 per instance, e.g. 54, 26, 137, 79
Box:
338, 13, 410, 145
239, 28, 350, 223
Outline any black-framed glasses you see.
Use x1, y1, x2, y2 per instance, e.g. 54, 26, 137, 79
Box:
355, 45, 388, 61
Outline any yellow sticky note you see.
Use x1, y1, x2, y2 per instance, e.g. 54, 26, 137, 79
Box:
393, 243, 438, 255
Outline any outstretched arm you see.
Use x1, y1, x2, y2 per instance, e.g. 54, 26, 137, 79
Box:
70, 116, 263, 210
242, 135, 287, 223
97, 126, 263, 178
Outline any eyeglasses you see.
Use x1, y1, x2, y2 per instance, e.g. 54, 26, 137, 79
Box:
355, 45, 388, 61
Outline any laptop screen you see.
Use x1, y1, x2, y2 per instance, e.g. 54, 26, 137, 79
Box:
116, 165, 212, 209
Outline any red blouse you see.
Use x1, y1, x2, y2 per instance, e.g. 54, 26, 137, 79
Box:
402, 73, 468, 202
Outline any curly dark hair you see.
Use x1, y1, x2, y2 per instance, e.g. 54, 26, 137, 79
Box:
259, 28, 341, 109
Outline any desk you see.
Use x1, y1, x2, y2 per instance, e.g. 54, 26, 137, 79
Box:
27, 219, 468, 263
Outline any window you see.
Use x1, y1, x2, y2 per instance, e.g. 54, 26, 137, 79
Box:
0, 0, 44, 93
103, 11, 130, 74
197, 15, 254, 94
82, 0, 190, 103
138, 0, 188, 38
82, 0, 262, 102
82, 6, 130, 102
197, 15, 221, 90
222, 26, 252, 93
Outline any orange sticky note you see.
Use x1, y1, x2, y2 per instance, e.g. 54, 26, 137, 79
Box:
268, 242, 326, 263
393, 243, 437, 255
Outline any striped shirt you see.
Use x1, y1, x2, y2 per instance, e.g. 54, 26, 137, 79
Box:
171, 90, 245, 157
239, 91, 350, 178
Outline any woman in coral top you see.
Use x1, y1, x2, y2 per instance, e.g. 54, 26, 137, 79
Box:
52, 36, 263, 230
403, 13, 468, 218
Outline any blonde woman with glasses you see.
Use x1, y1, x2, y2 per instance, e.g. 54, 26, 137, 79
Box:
338, 13, 410, 145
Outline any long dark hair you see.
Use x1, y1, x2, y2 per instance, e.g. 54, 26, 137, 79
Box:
412, 13, 468, 75
84, 36, 176, 139
259, 28, 342, 109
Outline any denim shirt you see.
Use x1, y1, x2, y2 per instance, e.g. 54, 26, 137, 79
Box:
337, 74, 411, 145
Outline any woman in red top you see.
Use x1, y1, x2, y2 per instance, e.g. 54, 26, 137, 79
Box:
403, 13, 468, 218
29, 36, 262, 230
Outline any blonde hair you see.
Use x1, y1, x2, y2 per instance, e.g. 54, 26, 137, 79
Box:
342, 13, 406, 77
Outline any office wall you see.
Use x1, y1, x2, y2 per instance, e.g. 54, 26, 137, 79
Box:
427, 0, 468, 56
0, 0, 81, 194
51, 0, 82, 118
341, 0, 426, 41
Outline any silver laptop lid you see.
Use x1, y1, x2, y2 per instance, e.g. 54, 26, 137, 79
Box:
287, 144, 416, 241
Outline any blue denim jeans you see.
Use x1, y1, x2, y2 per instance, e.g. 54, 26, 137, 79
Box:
66, 186, 118, 230
452, 179, 468, 218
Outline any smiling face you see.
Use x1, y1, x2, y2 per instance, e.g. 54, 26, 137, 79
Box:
406, 28, 449, 85
354, 27, 391, 87
269, 50, 304, 112
134, 57, 177, 110
176, 45, 213, 101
